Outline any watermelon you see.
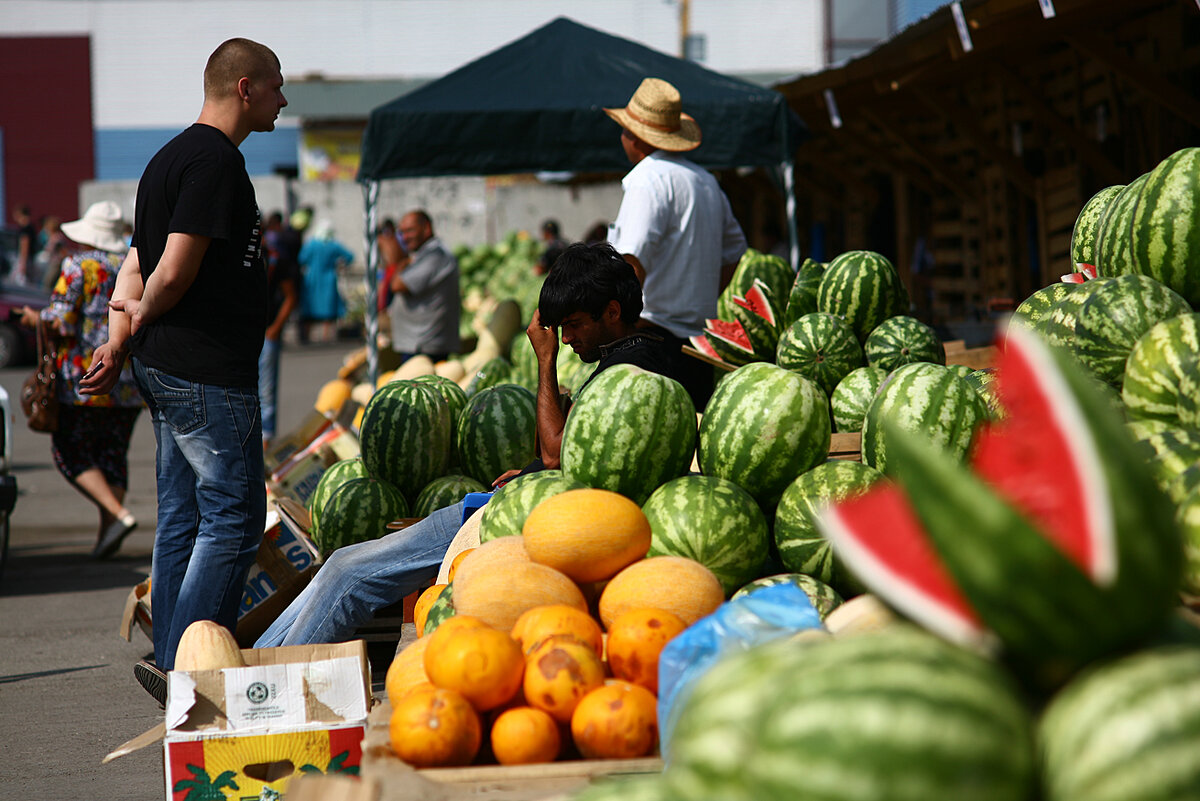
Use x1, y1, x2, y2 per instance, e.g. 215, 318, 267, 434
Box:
698, 362, 831, 507
686, 333, 727, 366
730, 573, 843, 619
1094, 172, 1150, 278
1135, 428, 1200, 502
774, 460, 882, 595
783, 258, 826, 327
413, 474, 486, 518
422, 582, 455, 634
455, 383, 536, 486
1071, 274, 1192, 386
728, 279, 781, 360
774, 312, 865, 397
1123, 313, 1200, 426
305, 456, 368, 533
561, 364, 696, 505
703, 319, 757, 366
860, 362, 987, 473
718, 250, 793, 322
1039, 645, 1200, 801
820, 325, 1183, 689
1034, 276, 1114, 353
816, 250, 909, 342
1009, 282, 1078, 333
359, 380, 451, 502
665, 627, 1035, 801
945, 363, 973, 380
1125, 417, 1174, 443
863, 315, 945, 371
316, 476, 409, 556
477, 469, 586, 542
1129, 147, 1200, 306
1070, 185, 1124, 270
830, 366, 888, 433
464, 356, 513, 397
1180, 484, 1200, 595
965, 368, 1005, 420
410, 375, 469, 430
643, 475, 770, 596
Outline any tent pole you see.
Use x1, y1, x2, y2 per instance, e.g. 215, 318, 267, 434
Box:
363, 179, 380, 390
782, 158, 800, 272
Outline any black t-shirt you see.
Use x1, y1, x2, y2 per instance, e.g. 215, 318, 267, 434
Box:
131, 124, 268, 387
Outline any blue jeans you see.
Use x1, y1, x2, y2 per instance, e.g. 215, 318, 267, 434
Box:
134, 359, 267, 670
258, 337, 281, 441
255, 501, 464, 647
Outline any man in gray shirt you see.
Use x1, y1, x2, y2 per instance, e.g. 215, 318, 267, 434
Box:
388, 209, 460, 361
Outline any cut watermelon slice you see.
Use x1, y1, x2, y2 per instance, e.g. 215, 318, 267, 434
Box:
819, 486, 990, 650
971, 325, 1115, 585
688, 334, 727, 364
704, 319, 756, 366
731, 279, 780, 328
729, 279, 781, 360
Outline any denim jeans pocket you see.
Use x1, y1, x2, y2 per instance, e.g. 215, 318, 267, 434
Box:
144, 366, 206, 435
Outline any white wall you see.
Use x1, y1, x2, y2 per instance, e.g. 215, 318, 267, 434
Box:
1, 0, 824, 129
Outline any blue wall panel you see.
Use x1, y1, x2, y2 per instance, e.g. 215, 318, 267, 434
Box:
95, 127, 300, 181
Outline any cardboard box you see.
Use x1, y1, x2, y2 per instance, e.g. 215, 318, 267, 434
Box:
120, 505, 323, 648
269, 424, 361, 507
107, 641, 372, 801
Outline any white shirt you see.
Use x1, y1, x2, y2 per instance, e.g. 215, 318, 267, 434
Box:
609, 150, 747, 339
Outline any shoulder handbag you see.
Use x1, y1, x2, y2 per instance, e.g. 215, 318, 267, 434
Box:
20, 321, 59, 434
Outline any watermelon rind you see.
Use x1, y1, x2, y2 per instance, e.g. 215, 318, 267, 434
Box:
1033, 277, 1114, 354
728, 279, 781, 360
830, 365, 888, 433
478, 469, 587, 542
816, 250, 909, 342
413, 474, 487, 518
422, 582, 455, 634
1009, 283, 1078, 333
863, 314, 945, 372
1094, 173, 1150, 278
718, 250, 793, 322
703, 319, 758, 367
775, 312, 865, 397
698, 362, 831, 507
730, 573, 844, 619
643, 475, 770, 596
1122, 313, 1200, 426
1128, 147, 1200, 307
306, 456, 369, 532
783, 257, 826, 327
455, 383, 537, 486
316, 476, 410, 556
1070, 184, 1124, 269
561, 364, 696, 505
359, 380, 452, 503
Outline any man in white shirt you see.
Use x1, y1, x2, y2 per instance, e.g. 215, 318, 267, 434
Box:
605, 78, 747, 407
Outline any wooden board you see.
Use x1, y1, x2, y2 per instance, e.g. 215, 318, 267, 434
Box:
682, 345, 737, 372
829, 432, 862, 462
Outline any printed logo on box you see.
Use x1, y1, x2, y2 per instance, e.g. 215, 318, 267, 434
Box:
238, 525, 316, 619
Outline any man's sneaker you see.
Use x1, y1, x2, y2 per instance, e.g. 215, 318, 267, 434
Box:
134, 660, 167, 708
93, 513, 137, 559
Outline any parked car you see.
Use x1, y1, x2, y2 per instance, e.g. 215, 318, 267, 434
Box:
0, 229, 50, 368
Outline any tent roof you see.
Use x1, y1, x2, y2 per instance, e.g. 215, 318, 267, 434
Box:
358, 17, 807, 181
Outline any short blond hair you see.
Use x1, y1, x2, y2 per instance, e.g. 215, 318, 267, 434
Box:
203, 38, 280, 99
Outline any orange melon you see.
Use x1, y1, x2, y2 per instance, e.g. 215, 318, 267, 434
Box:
453, 560, 587, 632
385, 637, 434, 701
449, 535, 532, 589
522, 489, 651, 583
570, 680, 658, 759
511, 604, 605, 657
389, 686, 481, 768
598, 556, 723, 629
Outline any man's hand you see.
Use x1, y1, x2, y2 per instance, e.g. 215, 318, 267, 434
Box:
79, 342, 127, 396
492, 468, 522, 488
108, 298, 144, 336
527, 310, 558, 364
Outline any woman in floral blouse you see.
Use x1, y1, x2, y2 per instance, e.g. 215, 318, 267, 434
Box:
21, 201, 143, 558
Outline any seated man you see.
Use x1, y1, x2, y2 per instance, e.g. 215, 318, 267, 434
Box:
255, 242, 689, 647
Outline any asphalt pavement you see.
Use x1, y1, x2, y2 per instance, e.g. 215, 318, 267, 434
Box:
0, 336, 361, 801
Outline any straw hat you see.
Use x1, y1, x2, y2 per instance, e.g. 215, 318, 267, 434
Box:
604, 78, 701, 152
61, 201, 129, 254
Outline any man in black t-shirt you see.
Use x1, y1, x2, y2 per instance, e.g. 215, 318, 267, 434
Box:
82, 38, 288, 698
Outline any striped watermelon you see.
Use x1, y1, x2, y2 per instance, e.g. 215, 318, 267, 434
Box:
464, 356, 513, 397
774, 460, 882, 595
1070, 185, 1124, 270
702, 319, 757, 366
965, 368, 1005, 420
860, 362, 987, 473
698, 362, 831, 507
315, 476, 409, 556
1072, 274, 1192, 386
822, 325, 1182, 689
478, 469, 586, 542
422, 582, 455, 634
1125, 417, 1174, 443
643, 475, 770, 595
946, 363, 973, 380
783, 258, 826, 327
1094, 173, 1149, 278
665, 627, 1035, 801
1009, 282, 1078, 333
455, 383, 536, 486
775, 312, 864, 397
305, 456, 368, 533
561, 364, 696, 505
730, 573, 843, 619
863, 315, 945, 372
1039, 645, 1200, 801
1122, 313, 1200, 425
413, 474, 486, 518
1134, 427, 1200, 503
830, 365, 888, 432
728, 279, 781, 360
411, 374, 469, 430
718, 250, 793, 322
1129, 147, 1200, 306
359, 380, 451, 502
816, 250, 909, 342
1033, 277, 1114, 353
1180, 484, 1200, 595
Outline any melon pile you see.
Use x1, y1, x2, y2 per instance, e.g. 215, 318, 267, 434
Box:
384, 488, 723, 768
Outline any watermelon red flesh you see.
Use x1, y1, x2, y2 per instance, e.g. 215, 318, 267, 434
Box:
732, 280, 779, 327
820, 484, 986, 648
975, 327, 1115, 585
688, 334, 725, 362
704, 319, 757, 365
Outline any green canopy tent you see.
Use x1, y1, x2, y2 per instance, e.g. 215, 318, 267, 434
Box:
357, 16, 807, 381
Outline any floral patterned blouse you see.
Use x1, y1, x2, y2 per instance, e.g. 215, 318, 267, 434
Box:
39, 249, 143, 408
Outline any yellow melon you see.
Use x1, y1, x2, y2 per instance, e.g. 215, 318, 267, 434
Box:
453, 561, 587, 632
521, 489, 651, 583
598, 556, 724, 629
449, 534, 532, 589
174, 620, 246, 672
393, 354, 436, 381
314, 378, 353, 414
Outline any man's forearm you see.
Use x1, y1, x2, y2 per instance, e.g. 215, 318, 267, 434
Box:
535, 358, 566, 467
107, 248, 144, 352
136, 232, 208, 327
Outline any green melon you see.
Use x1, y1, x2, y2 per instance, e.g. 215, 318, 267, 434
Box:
412, 474, 487, 518
816, 250, 909, 342
718, 250, 793, 322
359, 381, 451, 503
1123, 313, 1200, 426
730, 573, 844, 619
1129, 147, 1200, 307
775, 312, 865, 397
1035, 277, 1115, 353
1094, 172, 1150, 278
1009, 282, 1078, 333
1071, 185, 1124, 269
455, 383, 537, 486
830, 366, 889, 433
316, 477, 409, 556
863, 315, 945, 372
305, 457, 369, 533
478, 470, 587, 542
411, 375, 470, 430
783, 258, 826, 327
464, 356, 513, 397
422, 582, 455, 634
